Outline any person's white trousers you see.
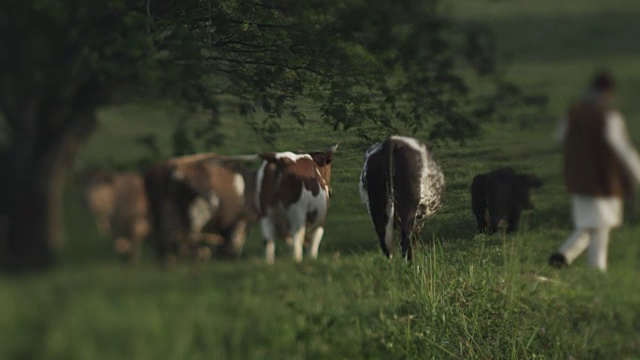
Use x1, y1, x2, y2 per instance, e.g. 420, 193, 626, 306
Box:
559, 228, 610, 271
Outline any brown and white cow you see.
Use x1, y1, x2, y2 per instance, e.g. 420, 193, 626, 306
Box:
359, 136, 445, 260
256, 144, 337, 264
144, 153, 258, 263
82, 171, 150, 262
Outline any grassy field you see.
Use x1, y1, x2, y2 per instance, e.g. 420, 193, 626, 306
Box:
3, 1, 640, 359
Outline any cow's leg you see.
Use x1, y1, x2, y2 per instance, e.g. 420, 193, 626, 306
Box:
116, 215, 148, 263
265, 239, 275, 264
368, 194, 393, 258
188, 196, 213, 256
394, 190, 418, 261
284, 202, 308, 262
292, 224, 306, 263
128, 238, 143, 263
96, 216, 112, 236
488, 213, 501, 234
114, 237, 132, 255
307, 226, 324, 260
129, 215, 149, 263
158, 200, 176, 262
400, 230, 413, 261
471, 175, 489, 232
398, 207, 417, 261
260, 216, 276, 264
506, 208, 522, 233
229, 220, 248, 257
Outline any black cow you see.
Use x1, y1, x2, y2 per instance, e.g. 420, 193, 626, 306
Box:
471, 168, 543, 234
359, 136, 445, 260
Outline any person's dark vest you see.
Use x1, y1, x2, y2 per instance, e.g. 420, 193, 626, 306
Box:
564, 99, 630, 197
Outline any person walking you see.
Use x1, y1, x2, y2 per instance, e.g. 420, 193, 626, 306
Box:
549, 71, 640, 272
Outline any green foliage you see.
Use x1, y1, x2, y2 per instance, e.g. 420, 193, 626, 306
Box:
1, 0, 540, 153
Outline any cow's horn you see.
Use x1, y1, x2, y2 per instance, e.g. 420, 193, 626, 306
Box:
327, 143, 339, 154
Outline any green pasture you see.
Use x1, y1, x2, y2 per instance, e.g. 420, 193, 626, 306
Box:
2, 1, 640, 358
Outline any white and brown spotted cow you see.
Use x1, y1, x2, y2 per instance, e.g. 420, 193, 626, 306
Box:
82, 171, 150, 262
359, 136, 444, 260
256, 144, 337, 264
144, 153, 258, 263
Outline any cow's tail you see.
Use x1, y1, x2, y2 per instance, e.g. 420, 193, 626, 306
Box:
383, 139, 396, 254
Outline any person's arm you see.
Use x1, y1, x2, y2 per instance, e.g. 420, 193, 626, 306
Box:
605, 111, 640, 183
556, 117, 568, 144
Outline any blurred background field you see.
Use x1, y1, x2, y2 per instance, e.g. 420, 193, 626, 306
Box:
2, 0, 640, 358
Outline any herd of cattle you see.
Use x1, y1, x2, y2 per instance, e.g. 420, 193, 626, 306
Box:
82, 135, 543, 264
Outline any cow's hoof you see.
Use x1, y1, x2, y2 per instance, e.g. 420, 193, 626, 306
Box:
548, 253, 568, 268
114, 238, 132, 254
197, 246, 212, 260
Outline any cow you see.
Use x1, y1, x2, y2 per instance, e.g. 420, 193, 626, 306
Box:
255, 144, 337, 264
144, 153, 258, 263
82, 171, 150, 262
359, 136, 445, 260
471, 167, 543, 234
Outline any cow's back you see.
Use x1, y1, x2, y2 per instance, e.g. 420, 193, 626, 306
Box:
201, 160, 256, 231
387, 139, 424, 211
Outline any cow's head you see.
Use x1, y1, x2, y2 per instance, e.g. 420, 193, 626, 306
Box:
307, 143, 338, 187
515, 174, 543, 209
79, 169, 113, 186
78, 169, 114, 208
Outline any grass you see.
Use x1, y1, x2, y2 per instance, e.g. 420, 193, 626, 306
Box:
3, 0, 640, 358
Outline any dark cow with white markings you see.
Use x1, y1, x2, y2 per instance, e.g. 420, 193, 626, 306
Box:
144, 153, 258, 263
471, 167, 543, 234
359, 136, 445, 260
256, 144, 337, 264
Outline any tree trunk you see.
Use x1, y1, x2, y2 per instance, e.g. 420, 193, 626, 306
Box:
2, 173, 55, 271
0, 113, 91, 272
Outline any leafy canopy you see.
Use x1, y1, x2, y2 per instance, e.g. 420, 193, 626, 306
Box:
1, 0, 543, 150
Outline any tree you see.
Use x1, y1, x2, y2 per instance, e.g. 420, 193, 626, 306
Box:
0, 0, 539, 271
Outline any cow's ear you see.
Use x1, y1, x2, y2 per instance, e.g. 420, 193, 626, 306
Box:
310, 154, 329, 166
526, 175, 544, 189
320, 143, 338, 165
94, 171, 113, 183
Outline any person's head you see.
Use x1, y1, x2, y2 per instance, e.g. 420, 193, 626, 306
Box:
590, 70, 615, 98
